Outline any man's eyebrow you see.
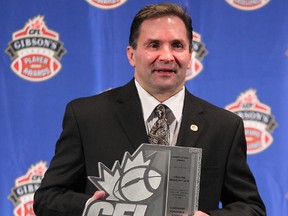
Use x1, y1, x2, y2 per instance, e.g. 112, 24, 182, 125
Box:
171, 39, 186, 44
145, 39, 160, 43
143, 39, 186, 44
143, 39, 160, 45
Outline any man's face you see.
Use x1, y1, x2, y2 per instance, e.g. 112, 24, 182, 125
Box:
127, 15, 192, 99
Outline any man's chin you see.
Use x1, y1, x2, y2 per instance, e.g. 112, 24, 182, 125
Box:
154, 83, 181, 94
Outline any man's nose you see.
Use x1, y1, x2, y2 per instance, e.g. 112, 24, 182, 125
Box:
159, 46, 174, 62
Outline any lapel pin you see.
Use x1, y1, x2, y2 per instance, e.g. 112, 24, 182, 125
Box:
190, 124, 198, 132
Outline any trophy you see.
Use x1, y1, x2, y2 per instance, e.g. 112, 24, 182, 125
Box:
83, 144, 202, 216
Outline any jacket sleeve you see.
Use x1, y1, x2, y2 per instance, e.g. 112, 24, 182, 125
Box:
33, 102, 90, 216
207, 119, 266, 216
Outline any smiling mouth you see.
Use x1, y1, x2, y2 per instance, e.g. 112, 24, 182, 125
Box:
153, 69, 176, 73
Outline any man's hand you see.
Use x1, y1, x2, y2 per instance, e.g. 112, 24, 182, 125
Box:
194, 211, 209, 216
92, 190, 106, 200
85, 190, 106, 207
82, 191, 106, 216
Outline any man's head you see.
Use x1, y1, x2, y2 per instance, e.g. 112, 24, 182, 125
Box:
126, 3, 193, 102
129, 3, 193, 52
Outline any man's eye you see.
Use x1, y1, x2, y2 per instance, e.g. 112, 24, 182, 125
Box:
149, 42, 159, 49
173, 43, 184, 49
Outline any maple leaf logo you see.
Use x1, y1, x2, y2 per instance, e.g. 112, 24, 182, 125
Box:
88, 147, 163, 203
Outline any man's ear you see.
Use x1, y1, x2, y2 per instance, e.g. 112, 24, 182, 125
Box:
126, 46, 136, 67
187, 51, 193, 69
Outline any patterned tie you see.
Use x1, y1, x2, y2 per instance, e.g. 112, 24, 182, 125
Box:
148, 104, 170, 145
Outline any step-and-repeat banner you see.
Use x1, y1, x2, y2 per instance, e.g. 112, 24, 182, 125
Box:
1, 0, 287, 215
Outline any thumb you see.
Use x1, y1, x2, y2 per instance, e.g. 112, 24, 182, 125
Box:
92, 190, 106, 200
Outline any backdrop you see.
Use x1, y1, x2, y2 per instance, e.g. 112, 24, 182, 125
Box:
1, 0, 287, 215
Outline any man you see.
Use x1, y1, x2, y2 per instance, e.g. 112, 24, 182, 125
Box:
33, 3, 266, 216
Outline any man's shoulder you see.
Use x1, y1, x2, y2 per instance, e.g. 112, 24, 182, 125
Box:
69, 87, 120, 107
68, 79, 136, 108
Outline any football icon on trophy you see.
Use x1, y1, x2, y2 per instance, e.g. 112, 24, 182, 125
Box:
112, 165, 162, 202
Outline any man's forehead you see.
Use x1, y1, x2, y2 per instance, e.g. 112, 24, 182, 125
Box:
139, 16, 186, 34
138, 16, 189, 42
141, 15, 181, 25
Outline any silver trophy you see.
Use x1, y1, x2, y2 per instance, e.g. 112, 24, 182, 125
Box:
83, 144, 202, 216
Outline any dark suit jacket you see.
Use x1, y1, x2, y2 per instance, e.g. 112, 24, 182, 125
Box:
34, 79, 266, 216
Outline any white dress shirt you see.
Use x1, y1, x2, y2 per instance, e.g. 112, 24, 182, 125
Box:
135, 80, 185, 146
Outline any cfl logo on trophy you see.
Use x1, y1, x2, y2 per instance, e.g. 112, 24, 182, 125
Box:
83, 146, 163, 216
6, 16, 66, 82
225, 89, 278, 154
186, 31, 208, 81
9, 161, 47, 216
225, 0, 270, 11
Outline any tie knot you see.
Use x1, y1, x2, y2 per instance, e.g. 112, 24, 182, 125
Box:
154, 104, 167, 119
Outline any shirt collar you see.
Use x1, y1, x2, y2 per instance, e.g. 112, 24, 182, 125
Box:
135, 80, 185, 122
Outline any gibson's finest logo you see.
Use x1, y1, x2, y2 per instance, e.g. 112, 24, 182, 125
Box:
86, 0, 127, 9
225, 89, 277, 154
186, 31, 208, 81
9, 161, 47, 216
225, 0, 270, 11
6, 16, 66, 82
84, 146, 163, 216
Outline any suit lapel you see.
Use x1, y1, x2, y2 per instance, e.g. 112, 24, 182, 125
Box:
114, 80, 149, 151
176, 90, 206, 147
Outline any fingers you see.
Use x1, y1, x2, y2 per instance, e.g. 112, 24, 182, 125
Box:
193, 211, 209, 216
92, 190, 106, 200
